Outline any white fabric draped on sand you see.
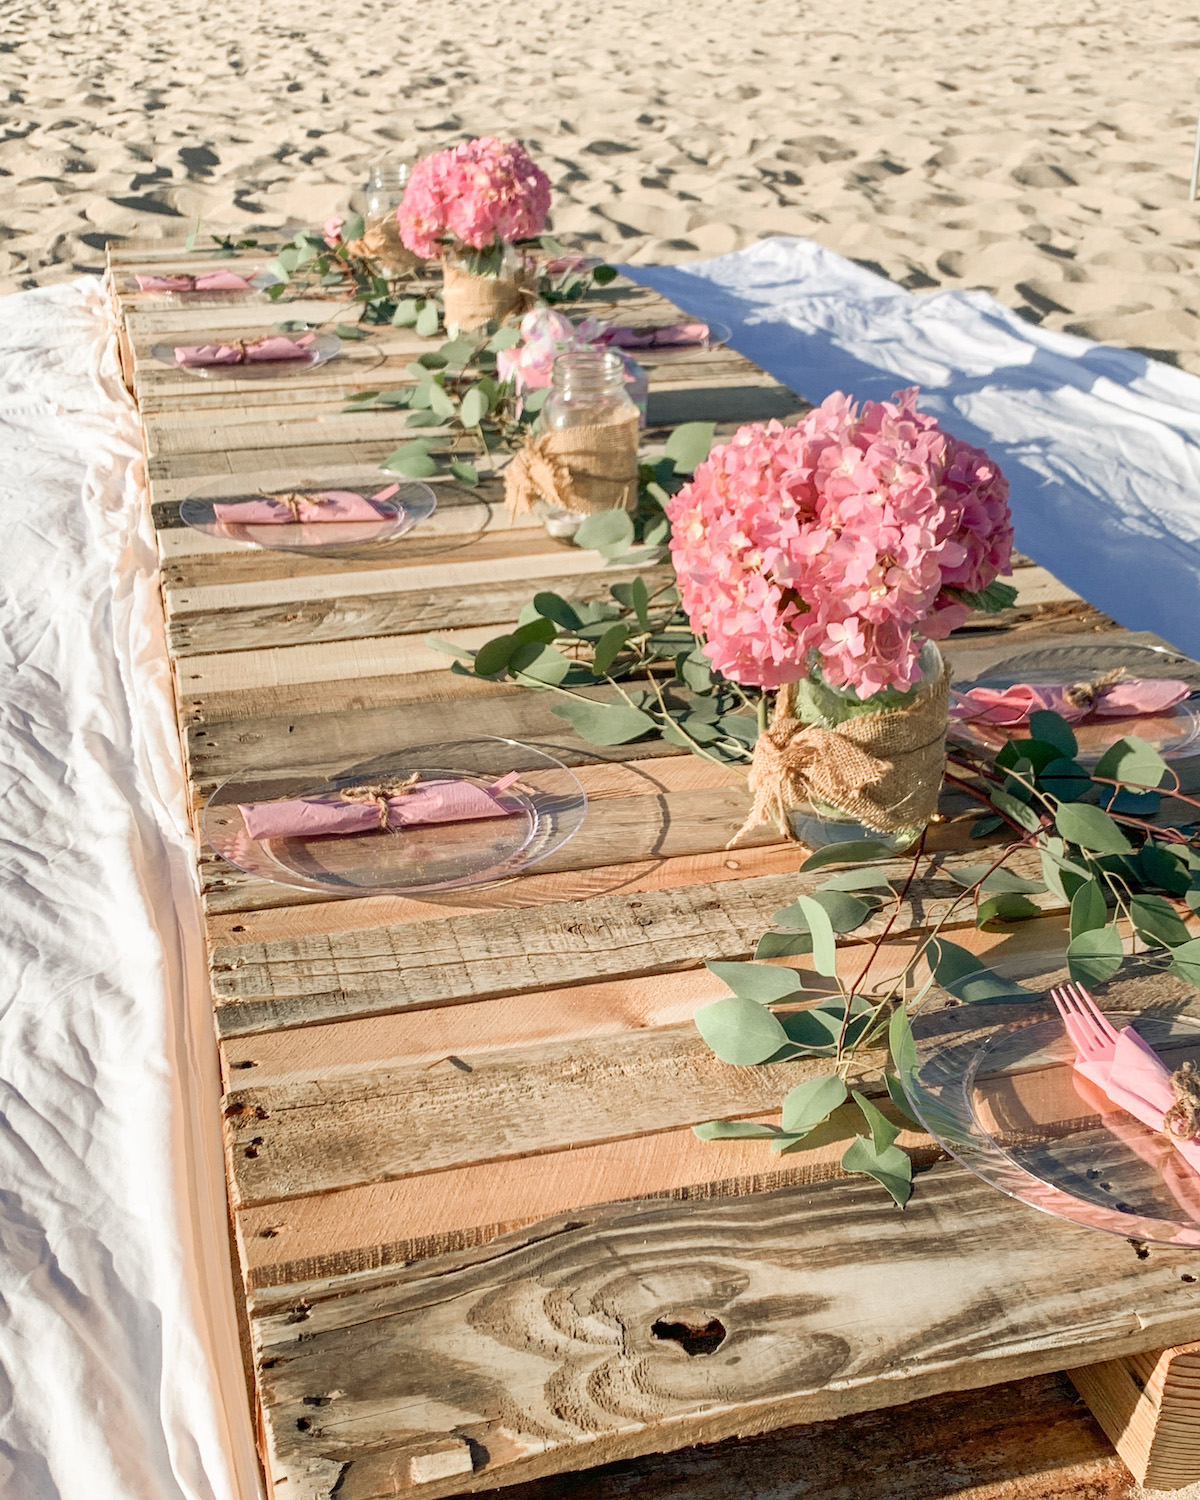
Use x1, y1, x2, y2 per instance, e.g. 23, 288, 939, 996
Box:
0, 279, 258, 1500
625, 236, 1200, 662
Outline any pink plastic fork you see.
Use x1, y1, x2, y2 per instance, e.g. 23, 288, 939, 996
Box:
1050, 981, 1120, 1059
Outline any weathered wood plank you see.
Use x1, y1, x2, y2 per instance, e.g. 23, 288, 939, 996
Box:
167, 563, 672, 656
1071, 1342, 1200, 1490
210, 848, 1055, 1031
483, 1373, 1132, 1500
250, 1159, 1200, 1500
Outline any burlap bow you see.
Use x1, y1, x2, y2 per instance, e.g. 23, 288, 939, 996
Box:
503, 413, 640, 517
728, 662, 952, 847
259, 490, 332, 522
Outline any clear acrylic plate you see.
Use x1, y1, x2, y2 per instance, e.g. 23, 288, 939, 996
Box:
122, 271, 267, 302
150, 331, 343, 379
204, 738, 588, 896
906, 997, 1200, 1247
178, 479, 436, 553
950, 646, 1200, 764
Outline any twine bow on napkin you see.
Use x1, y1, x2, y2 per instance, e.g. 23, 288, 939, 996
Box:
503, 414, 640, 517
728, 664, 952, 848
341, 773, 421, 830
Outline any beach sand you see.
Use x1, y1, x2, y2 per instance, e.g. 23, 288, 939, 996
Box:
5, 0, 1200, 368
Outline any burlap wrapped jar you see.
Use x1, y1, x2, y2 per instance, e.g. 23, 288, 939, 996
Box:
729, 645, 951, 848
440, 247, 531, 333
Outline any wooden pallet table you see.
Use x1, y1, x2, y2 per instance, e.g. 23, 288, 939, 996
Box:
108, 242, 1200, 1499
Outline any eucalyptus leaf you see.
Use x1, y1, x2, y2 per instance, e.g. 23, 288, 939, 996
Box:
1106, 786, 1161, 817
575, 508, 635, 554
1070, 879, 1107, 940
850, 1090, 900, 1154
971, 815, 1004, 838
333, 322, 368, 340
509, 642, 572, 687
422, 635, 474, 659
1169, 937, 1200, 988
694, 994, 789, 1065
630, 575, 650, 631
884, 1069, 919, 1126
889, 1006, 919, 1088
800, 840, 896, 872
549, 696, 656, 745
781, 1074, 848, 1135
755, 931, 813, 959
1039, 757, 1092, 801
415, 302, 441, 338
512, 617, 558, 646
448, 459, 479, 486
679, 649, 714, 692
841, 1135, 912, 1207
705, 959, 804, 1004
531, 592, 582, 631
391, 298, 420, 326
773, 891, 871, 934
472, 633, 517, 677
976, 893, 1041, 927
459, 385, 488, 428
1028, 710, 1078, 759
1040, 837, 1091, 902
1055, 803, 1132, 855
1067, 924, 1124, 985
428, 383, 457, 421
693, 1120, 781, 1141
817, 869, 895, 893
662, 421, 716, 474
1139, 843, 1191, 896
991, 787, 1041, 831
1131, 893, 1191, 949
1093, 734, 1168, 789
792, 894, 838, 977
593, 622, 631, 676
946, 865, 1046, 895
380, 445, 439, 478
927, 937, 1036, 1002
778, 995, 872, 1055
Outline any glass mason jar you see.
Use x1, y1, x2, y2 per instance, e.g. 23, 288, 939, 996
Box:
535, 348, 641, 540
362, 162, 410, 225
441, 240, 525, 332
786, 637, 946, 853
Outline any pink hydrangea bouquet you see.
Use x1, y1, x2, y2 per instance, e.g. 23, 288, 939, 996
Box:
397, 137, 551, 261
666, 388, 1013, 699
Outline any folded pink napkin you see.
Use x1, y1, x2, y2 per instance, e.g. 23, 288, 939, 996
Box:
136, 274, 194, 292
1073, 1071, 1200, 1222
239, 772, 521, 841
213, 484, 399, 525
136, 270, 256, 292
951, 678, 1190, 727
599, 322, 710, 349
174, 333, 314, 367
193, 269, 256, 291
1070, 1026, 1200, 1173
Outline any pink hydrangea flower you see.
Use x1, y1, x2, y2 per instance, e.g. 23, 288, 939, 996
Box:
397, 137, 552, 259
323, 214, 345, 248
666, 388, 1013, 696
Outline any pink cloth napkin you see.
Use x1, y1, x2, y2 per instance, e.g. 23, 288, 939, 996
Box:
951, 678, 1190, 726
213, 484, 399, 525
599, 322, 710, 349
1073, 1071, 1200, 1222
174, 333, 314, 367
136, 270, 256, 292
136, 274, 194, 292
1070, 1026, 1200, 1174
239, 772, 521, 841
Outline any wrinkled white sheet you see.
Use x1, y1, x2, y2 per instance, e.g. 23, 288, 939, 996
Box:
627, 237, 1200, 661
0, 278, 259, 1500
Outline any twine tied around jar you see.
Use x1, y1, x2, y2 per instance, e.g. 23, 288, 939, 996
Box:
1063, 666, 1127, 711
727, 662, 952, 848
340, 773, 421, 831
1164, 1060, 1200, 1139
503, 413, 640, 518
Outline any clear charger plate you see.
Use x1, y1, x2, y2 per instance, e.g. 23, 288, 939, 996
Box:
906, 996, 1200, 1247
178, 479, 436, 553
949, 645, 1200, 764
150, 331, 344, 379
203, 738, 587, 896
122, 271, 267, 302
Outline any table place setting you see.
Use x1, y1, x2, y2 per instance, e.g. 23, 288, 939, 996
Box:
178, 477, 436, 552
